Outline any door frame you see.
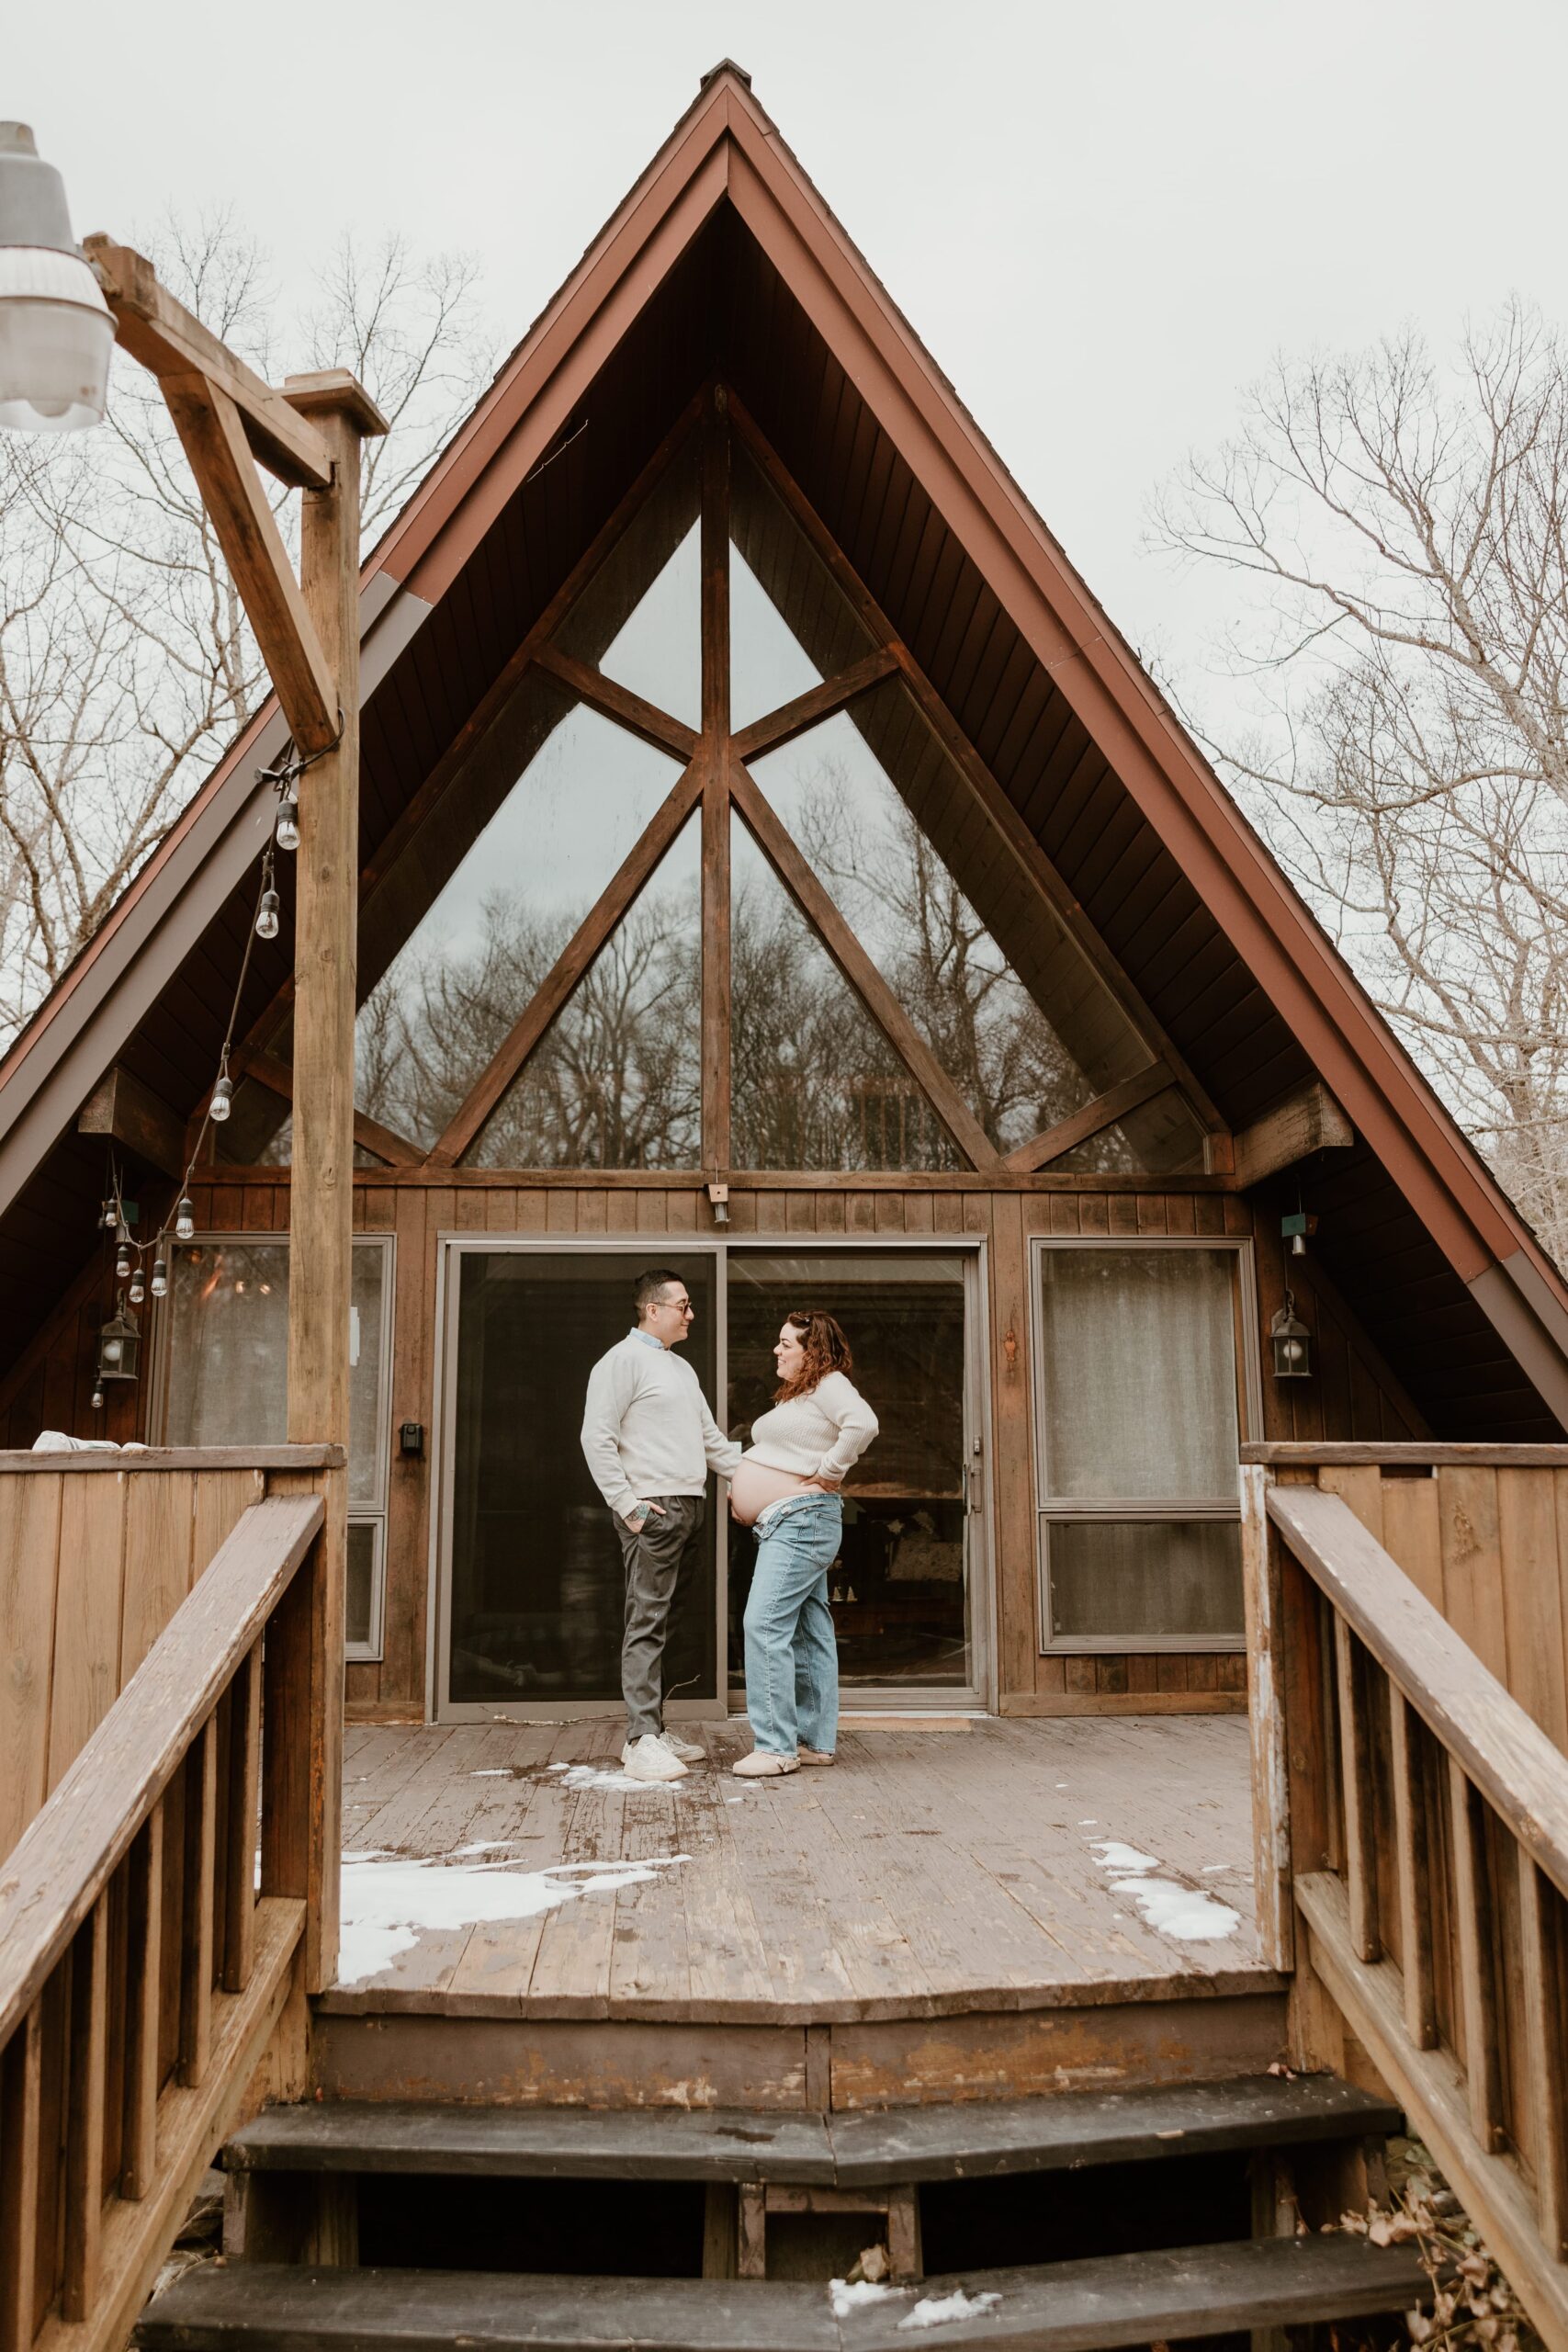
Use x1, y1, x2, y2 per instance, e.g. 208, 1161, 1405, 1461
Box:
425, 1231, 994, 1724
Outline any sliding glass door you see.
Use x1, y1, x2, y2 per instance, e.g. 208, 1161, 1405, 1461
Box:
724, 1251, 979, 1702
440, 1248, 719, 1712
434, 1238, 987, 1720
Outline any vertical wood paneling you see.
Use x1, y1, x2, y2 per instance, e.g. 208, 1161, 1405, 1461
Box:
1438, 1467, 1509, 1684
1497, 1470, 1568, 1749
0, 1471, 63, 1860
118, 1471, 197, 1682
45, 1475, 126, 1794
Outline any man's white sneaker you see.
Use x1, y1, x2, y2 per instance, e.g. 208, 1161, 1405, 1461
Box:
621, 1735, 687, 1783
659, 1732, 705, 1762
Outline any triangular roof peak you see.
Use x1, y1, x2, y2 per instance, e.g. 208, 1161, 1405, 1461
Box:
1, 65, 1566, 1436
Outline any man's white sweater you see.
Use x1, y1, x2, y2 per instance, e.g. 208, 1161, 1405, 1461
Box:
581, 1330, 742, 1519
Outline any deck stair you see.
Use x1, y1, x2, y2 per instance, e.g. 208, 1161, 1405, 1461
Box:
137, 2075, 1424, 2351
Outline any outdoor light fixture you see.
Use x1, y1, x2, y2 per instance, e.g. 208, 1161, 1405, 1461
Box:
95, 1297, 141, 1387
1269, 1295, 1313, 1379
209, 1072, 233, 1122
274, 784, 300, 852
0, 123, 114, 434
150, 1254, 167, 1300
706, 1181, 730, 1227
114, 1226, 132, 1283
255, 886, 280, 941
175, 1195, 195, 1242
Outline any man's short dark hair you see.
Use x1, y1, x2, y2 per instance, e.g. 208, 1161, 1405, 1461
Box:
634, 1267, 685, 1320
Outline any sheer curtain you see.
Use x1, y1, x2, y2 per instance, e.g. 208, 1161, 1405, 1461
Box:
1037, 1248, 1238, 1499
1035, 1246, 1244, 1646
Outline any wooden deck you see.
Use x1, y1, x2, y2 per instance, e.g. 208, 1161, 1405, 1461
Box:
324, 1715, 1274, 2028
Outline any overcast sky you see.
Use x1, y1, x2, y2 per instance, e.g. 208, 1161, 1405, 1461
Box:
13, 0, 1568, 717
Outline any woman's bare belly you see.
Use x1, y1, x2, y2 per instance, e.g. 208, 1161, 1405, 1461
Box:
728, 1456, 814, 1528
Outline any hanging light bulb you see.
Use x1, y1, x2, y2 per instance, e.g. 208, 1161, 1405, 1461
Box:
90, 1385, 105, 1412
255, 886, 280, 941
128, 1262, 145, 1306
175, 1195, 195, 1242
114, 1230, 131, 1282
151, 1254, 167, 1299
274, 785, 299, 852
209, 1073, 233, 1122
99, 1197, 118, 1229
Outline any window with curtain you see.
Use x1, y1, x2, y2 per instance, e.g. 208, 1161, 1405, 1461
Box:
161, 1235, 393, 1661
1032, 1242, 1247, 1649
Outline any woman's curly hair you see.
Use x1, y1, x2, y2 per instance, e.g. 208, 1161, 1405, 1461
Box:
774, 1308, 854, 1403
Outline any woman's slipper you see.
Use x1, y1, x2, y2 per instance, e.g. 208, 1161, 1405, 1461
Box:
797, 1747, 835, 1767
731, 1749, 799, 1778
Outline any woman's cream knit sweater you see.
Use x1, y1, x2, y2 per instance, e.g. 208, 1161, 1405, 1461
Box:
743, 1372, 879, 1485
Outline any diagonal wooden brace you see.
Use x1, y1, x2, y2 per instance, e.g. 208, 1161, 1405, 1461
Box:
161, 374, 339, 757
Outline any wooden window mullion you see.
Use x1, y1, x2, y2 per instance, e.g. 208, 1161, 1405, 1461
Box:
701, 398, 732, 1174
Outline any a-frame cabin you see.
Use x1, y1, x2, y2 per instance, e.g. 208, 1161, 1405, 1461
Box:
6, 62, 1568, 2352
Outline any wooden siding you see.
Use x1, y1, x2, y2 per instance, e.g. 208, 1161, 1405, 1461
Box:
0, 1174, 1431, 1727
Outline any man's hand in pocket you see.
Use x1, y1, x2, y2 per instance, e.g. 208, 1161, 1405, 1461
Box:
623, 1499, 669, 1530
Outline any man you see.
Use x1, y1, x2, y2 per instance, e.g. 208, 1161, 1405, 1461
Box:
581, 1267, 740, 1782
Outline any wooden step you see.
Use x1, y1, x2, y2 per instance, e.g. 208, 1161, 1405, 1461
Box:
136, 2239, 1430, 2352
225, 2075, 1400, 2188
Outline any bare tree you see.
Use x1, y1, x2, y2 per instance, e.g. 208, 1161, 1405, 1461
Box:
0, 215, 493, 1046
1154, 298, 1568, 1261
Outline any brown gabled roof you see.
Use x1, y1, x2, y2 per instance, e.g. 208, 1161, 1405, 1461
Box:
3, 62, 1566, 1433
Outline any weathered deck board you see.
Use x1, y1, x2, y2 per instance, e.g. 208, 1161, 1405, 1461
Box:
322, 1717, 1270, 2025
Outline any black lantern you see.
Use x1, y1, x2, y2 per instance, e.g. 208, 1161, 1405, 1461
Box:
95, 1297, 141, 1386
1269, 1295, 1312, 1379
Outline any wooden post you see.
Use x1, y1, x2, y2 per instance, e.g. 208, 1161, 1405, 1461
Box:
280, 372, 385, 1993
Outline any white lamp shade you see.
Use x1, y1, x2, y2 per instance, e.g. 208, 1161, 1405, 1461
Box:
0, 243, 113, 432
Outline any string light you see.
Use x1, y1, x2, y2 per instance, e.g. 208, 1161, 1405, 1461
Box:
274, 785, 300, 853
87, 785, 298, 1409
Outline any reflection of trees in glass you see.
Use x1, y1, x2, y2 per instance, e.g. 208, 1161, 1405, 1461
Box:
789, 764, 1111, 1159
354, 745, 1145, 1171
357, 882, 702, 1169
729, 835, 960, 1170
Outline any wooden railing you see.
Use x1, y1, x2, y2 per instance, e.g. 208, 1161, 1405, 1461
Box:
1241, 1442, 1568, 1751
1243, 1456, 1568, 2352
0, 1459, 342, 2352
0, 1447, 346, 1860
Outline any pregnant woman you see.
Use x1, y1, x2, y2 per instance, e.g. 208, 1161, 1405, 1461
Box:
728, 1310, 878, 1779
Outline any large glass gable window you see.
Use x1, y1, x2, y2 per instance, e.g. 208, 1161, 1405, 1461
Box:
356, 698, 683, 1156
205, 401, 1214, 1183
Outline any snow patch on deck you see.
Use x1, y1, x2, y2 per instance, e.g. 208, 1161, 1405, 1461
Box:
829, 2280, 900, 2314
1089, 1837, 1241, 1942
337, 1848, 690, 1984
899, 2289, 1003, 2328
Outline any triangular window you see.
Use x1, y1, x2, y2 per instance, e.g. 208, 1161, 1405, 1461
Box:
555, 434, 701, 729
729, 440, 875, 730
731, 818, 961, 1171
460, 815, 701, 1170
746, 680, 1197, 1165
355, 695, 685, 1152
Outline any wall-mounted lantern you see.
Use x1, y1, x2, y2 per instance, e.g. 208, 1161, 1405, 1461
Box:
95, 1296, 141, 1393
1269, 1295, 1313, 1379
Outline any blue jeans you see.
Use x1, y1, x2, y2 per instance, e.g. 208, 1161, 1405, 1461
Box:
742, 1495, 842, 1756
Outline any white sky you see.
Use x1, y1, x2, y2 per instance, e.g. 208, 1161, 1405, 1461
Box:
12, 0, 1568, 719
